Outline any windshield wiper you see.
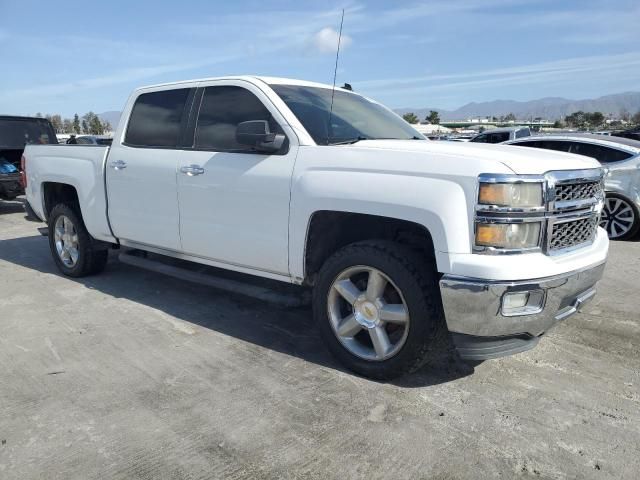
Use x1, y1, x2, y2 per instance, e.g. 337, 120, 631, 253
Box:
328, 136, 369, 145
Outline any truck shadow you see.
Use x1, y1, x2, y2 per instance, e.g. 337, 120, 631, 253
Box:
0, 234, 477, 388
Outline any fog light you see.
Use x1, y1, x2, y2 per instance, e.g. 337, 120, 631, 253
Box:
503, 292, 529, 310
502, 290, 545, 316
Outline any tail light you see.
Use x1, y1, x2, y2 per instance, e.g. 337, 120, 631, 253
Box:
20, 155, 27, 189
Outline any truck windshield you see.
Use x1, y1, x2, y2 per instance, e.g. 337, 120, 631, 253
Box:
270, 85, 423, 145
0, 118, 58, 148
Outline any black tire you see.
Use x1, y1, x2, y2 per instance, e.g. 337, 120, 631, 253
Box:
313, 240, 447, 380
48, 203, 108, 277
601, 193, 640, 240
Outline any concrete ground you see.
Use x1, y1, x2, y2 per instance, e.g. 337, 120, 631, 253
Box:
0, 198, 638, 480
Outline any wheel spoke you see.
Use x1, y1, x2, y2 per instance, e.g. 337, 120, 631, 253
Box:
365, 270, 387, 301
336, 314, 362, 337
369, 326, 391, 359
333, 279, 362, 305
611, 221, 621, 237
68, 247, 79, 264
617, 207, 633, 220
613, 220, 628, 236
379, 303, 409, 324
610, 199, 622, 216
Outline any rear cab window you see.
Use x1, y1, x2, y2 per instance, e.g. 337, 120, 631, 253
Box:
0, 117, 58, 148
124, 88, 192, 148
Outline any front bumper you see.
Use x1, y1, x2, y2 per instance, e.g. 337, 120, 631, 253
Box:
439, 262, 605, 359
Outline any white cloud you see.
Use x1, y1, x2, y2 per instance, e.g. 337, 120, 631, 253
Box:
311, 27, 352, 54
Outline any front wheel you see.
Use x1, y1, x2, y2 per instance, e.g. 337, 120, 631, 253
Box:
48, 203, 108, 277
313, 241, 446, 380
600, 194, 640, 240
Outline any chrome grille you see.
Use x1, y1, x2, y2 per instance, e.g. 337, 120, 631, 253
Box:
549, 216, 598, 251
555, 181, 600, 203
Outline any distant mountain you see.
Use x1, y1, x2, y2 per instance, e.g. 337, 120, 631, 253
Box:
97, 111, 121, 128
396, 92, 640, 121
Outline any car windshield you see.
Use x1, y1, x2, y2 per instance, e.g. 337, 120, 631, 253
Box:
0, 118, 58, 148
271, 84, 423, 145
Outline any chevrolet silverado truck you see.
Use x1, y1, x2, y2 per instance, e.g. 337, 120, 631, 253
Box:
23, 77, 608, 379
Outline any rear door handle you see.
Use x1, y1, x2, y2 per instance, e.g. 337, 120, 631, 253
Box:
110, 160, 127, 170
180, 164, 205, 176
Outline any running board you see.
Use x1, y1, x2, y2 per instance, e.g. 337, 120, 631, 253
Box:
118, 250, 309, 308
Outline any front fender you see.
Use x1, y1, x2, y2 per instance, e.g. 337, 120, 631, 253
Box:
288, 169, 474, 279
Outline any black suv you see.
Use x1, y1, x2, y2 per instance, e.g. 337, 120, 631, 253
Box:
0, 116, 58, 200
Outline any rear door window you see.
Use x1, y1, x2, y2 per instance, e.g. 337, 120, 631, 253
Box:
515, 128, 530, 138
125, 88, 191, 148
568, 142, 633, 163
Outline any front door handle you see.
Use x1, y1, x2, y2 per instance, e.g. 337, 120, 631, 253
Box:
180, 164, 205, 176
110, 160, 127, 170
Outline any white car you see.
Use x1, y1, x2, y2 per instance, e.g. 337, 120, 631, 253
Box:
23, 76, 608, 379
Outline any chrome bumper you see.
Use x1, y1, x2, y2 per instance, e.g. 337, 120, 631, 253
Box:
439, 262, 605, 338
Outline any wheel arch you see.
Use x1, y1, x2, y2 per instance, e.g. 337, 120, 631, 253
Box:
42, 182, 81, 221
302, 210, 440, 286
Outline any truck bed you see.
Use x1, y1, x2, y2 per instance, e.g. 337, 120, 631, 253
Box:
24, 144, 115, 242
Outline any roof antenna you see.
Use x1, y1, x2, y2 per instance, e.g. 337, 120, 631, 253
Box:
327, 8, 345, 145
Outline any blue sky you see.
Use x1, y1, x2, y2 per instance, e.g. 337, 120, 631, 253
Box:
1, 0, 639, 116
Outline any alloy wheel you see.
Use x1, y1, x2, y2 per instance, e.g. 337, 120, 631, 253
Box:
327, 266, 410, 361
600, 197, 635, 239
54, 215, 80, 267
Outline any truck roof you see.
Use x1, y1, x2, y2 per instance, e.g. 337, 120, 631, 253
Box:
137, 76, 342, 93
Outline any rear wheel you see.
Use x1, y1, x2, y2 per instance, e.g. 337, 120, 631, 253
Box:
48, 203, 108, 277
313, 241, 446, 380
600, 194, 639, 240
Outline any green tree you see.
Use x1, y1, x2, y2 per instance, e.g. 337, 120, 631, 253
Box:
552, 120, 565, 129
585, 112, 605, 129
504, 113, 516, 122
631, 111, 640, 125
565, 111, 587, 129
425, 110, 440, 124
72, 114, 81, 134
81, 119, 89, 134
402, 112, 419, 124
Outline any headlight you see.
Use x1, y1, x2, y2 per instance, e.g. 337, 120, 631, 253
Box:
478, 182, 543, 208
476, 222, 541, 250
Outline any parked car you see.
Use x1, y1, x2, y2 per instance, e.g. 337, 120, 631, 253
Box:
470, 126, 531, 144
71, 135, 113, 146
0, 115, 57, 201
504, 133, 640, 239
612, 128, 640, 142
23, 76, 608, 379
447, 135, 474, 142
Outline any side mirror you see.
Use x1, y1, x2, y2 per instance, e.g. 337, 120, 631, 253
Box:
236, 120, 285, 153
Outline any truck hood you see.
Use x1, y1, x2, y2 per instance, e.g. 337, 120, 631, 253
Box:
345, 139, 600, 175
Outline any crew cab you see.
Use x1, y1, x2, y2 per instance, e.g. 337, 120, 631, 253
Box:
0, 115, 57, 201
23, 77, 609, 379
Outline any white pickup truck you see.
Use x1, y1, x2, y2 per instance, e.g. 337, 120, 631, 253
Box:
24, 76, 608, 379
